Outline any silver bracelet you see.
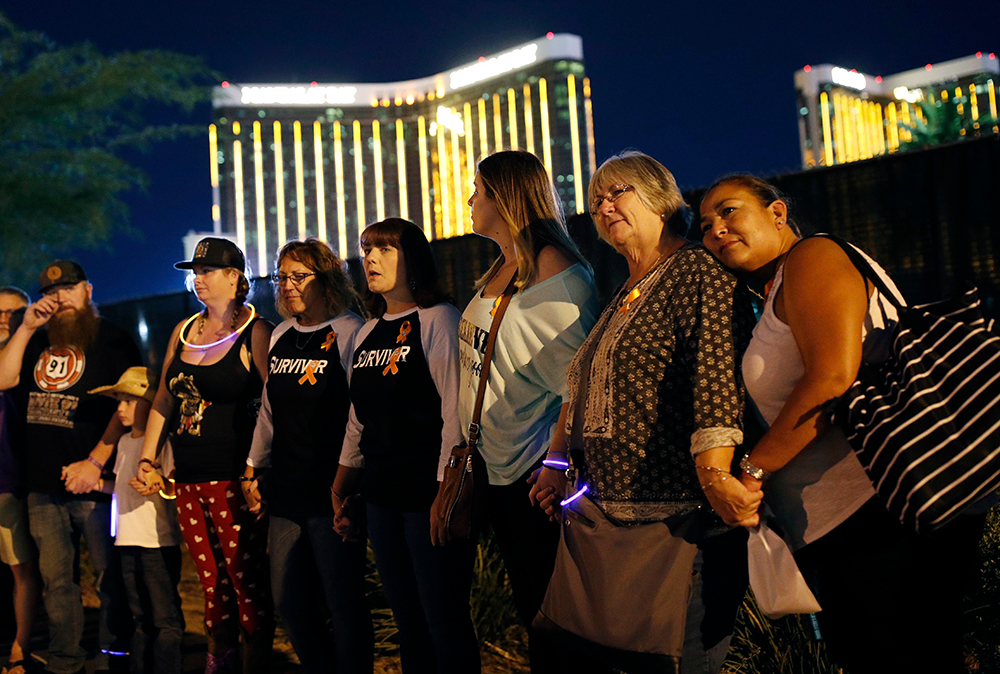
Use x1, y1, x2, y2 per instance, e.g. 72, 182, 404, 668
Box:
739, 455, 771, 482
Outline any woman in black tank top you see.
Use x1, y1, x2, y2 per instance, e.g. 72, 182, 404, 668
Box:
136, 238, 275, 674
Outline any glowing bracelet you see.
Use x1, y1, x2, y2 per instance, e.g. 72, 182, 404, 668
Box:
159, 477, 177, 500
178, 304, 257, 350
542, 457, 570, 469
560, 484, 589, 507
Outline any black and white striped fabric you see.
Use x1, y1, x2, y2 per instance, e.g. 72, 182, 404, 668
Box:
823, 235, 1000, 534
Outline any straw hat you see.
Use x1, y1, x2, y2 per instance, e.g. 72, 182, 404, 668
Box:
89, 366, 158, 403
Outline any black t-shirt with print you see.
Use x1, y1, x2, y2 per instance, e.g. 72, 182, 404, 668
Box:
20, 319, 141, 496
262, 322, 350, 517
350, 311, 443, 511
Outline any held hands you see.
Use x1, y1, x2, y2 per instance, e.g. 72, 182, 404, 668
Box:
61, 459, 103, 494
130, 472, 165, 496
528, 465, 568, 521
332, 492, 363, 543
698, 465, 763, 528
241, 477, 265, 516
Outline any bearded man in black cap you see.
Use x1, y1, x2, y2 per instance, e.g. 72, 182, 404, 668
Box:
0, 261, 140, 674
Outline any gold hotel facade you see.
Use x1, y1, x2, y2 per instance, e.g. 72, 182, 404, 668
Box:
209, 33, 596, 273
795, 52, 999, 169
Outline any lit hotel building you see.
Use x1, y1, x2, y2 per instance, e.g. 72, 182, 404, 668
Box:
208, 33, 595, 273
795, 52, 999, 169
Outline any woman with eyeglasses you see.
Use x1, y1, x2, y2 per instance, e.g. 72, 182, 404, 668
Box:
457, 150, 598, 673
530, 151, 757, 673
137, 237, 275, 674
241, 238, 373, 673
334, 218, 479, 673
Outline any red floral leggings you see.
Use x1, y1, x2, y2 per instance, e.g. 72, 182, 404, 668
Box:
175, 480, 272, 634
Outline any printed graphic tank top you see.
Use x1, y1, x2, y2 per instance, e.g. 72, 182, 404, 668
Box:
166, 317, 263, 483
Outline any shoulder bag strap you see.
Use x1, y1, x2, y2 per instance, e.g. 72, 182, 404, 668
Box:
468, 272, 519, 447
801, 233, 907, 311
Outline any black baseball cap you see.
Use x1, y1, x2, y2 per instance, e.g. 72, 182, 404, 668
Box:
38, 260, 88, 294
175, 237, 246, 271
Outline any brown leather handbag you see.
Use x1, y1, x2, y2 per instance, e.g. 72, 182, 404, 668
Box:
433, 273, 517, 538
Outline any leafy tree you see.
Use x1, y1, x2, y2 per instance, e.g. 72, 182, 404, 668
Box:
0, 13, 218, 286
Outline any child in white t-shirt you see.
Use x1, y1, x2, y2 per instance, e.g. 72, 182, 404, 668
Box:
90, 367, 184, 674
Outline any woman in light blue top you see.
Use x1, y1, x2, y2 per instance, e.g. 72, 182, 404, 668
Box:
446, 150, 598, 673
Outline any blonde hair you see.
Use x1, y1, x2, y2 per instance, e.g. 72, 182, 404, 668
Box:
588, 151, 689, 240
475, 150, 590, 291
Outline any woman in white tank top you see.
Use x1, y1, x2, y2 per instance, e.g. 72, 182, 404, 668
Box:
698, 175, 979, 674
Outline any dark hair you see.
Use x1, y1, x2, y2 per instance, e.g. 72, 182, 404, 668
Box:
704, 174, 803, 236
359, 218, 451, 316
475, 151, 591, 290
274, 238, 357, 320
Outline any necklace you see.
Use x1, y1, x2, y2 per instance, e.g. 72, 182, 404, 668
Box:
295, 329, 316, 350
179, 304, 257, 350
617, 243, 682, 314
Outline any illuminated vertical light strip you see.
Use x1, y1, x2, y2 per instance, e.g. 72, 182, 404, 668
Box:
492, 93, 503, 151
539, 78, 553, 175
901, 102, 912, 143
523, 84, 535, 155
253, 121, 267, 274
860, 100, 871, 159
233, 140, 246, 251
507, 88, 519, 150
293, 121, 307, 240
353, 120, 366, 229
820, 93, 834, 166
988, 80, 997, 118
208, 125, 221, 230
567, 75, 584, 212
886, 104, 899, 152
418, 116, 432, 238
312, 122, 327, 243
273, 122, 286, 246
463, 103, 475, 185
333, 122, 347, 258
451, 126, 463, 234
396, 119, 408, 220
478, 98, 489, 158
437, 122, 451, 237
874, 103, 885, 155
372, 121, 385, 222
970, 85, 979, 121
832, 93, 845, 165
583, 77, 597, 176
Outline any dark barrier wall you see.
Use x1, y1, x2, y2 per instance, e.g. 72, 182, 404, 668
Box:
101, 136, 1000, 368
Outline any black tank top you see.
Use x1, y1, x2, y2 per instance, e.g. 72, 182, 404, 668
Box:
350, 310, 442, 511
166, 317, 263, 483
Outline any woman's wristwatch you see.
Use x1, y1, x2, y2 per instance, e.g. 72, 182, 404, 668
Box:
739, 455, 772, 482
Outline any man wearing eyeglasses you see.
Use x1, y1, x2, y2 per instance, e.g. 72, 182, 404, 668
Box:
0, 263, 141, 674
0, 286, 41, 674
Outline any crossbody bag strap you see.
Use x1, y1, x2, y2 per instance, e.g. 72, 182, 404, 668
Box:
807, 233, 906, 310
468, 272, 519, 446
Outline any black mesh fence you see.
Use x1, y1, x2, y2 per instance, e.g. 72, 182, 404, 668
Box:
101, 135, 1000, 367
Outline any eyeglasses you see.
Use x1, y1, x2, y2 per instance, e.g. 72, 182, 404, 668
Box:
590, 184, 634, 215
0, 308, 25, 319
271, 272, 316, 287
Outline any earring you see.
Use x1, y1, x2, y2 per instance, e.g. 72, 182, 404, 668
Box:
409, 280, 417, 291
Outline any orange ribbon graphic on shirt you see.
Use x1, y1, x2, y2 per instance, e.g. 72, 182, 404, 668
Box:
298, 361, 319, 385
382, 321, 412, 376
382, 348, 402, 376
320, 331, 337, 351
396, 321, 411, 344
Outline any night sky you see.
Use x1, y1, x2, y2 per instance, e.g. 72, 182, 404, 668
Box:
3, 0, 989, 302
